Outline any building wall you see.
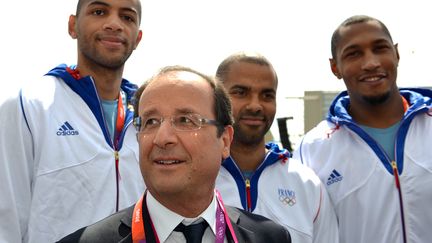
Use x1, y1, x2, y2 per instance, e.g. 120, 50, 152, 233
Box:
303, 90, 341, 133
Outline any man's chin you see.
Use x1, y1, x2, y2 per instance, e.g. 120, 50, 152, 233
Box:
234, 132, 265, 146
362, 91, 391, 105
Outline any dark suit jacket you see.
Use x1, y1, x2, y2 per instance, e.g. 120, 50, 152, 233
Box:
57, 204, 291, 243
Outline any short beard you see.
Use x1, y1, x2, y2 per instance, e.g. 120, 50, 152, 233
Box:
362, 91, 391, 105
233, 123, 268, 146
78, 36, 133, 70
82, 50, 131, 70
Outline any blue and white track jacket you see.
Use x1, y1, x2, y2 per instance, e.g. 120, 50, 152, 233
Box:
293, 88, 432, 243
216, 143, 339, 243
0, 64, 145, 243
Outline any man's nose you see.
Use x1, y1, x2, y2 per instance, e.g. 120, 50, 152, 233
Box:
152, 119, 178, 149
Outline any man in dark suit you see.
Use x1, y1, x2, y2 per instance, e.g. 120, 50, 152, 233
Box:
58, 65, 291, 243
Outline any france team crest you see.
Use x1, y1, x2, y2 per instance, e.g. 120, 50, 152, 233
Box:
278, 188, 296, 206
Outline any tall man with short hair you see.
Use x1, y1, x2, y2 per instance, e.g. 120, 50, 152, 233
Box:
0, 0, 144, 242
293, 15, 432, 243
215, 52, 339, 243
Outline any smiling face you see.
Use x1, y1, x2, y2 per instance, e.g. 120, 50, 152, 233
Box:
223, 61, 277, 146
330, 20, 400, 106
137, 71, 232, 204
69, 0, 142, 70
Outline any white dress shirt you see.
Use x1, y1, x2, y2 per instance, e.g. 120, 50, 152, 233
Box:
147, 192, 228, 243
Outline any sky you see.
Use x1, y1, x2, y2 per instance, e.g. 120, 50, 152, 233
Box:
1, 0, 431, 144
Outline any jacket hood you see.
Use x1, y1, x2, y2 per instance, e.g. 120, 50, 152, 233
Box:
327, 88, 432, 124
265, 142, 291, 162
46, 64, 138, 100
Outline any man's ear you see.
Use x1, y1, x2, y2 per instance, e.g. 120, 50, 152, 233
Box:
394, 43, 400, 63
133, 30, 143, 50
329, 58, 342, 79
221, 126, 234, 160
68, 15, 78, 39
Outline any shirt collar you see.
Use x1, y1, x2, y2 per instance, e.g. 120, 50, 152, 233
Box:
146, 191, 218, 243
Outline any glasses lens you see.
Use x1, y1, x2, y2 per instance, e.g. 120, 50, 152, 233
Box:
173, 114, 201, 131
142, 117, 162, 132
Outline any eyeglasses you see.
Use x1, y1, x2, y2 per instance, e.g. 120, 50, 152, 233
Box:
133, 113, 221, 134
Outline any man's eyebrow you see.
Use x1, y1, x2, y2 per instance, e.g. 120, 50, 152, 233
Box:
174, 108, 198, 115
372, 38, 392, 45
262, 88, 276, 94
341, 44, 360, 53
140, 109, 158, 117
121, 6, 139, 15
87, 1, 138, 16
140, 108, 198, 117
230, 84, 249, 90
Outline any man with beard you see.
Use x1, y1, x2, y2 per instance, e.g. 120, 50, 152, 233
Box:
215, 52, 339, 243
293, 15, 432, 243
0, 0, 144, 242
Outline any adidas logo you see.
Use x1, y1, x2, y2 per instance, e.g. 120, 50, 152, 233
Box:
327, 169, 343, 185
56, 121, 79, 136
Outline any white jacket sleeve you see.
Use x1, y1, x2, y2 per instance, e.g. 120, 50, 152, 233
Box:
312, 184, 339, 243
0, 93, 34, 243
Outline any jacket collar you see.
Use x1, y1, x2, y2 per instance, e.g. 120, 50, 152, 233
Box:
327, 88, 432, 125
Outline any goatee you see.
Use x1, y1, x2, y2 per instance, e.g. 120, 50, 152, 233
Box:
362, 91, 391, 105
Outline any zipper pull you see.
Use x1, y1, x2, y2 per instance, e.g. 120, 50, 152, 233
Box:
245, 179, 251, 212
115, 151, 121, 180
391, 161, 400, 189
114, 150, 121, 212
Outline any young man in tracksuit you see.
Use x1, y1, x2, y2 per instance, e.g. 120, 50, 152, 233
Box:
215, 52, 339, 243
293, 15, 432, 243
0, 0, 144, 242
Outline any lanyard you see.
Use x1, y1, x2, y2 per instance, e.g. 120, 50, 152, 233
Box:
115, 91, 125, 147
132, 190, 238, 243
401, 95, 409, 113
215, 190, 239, 243
66, 66, 125, 147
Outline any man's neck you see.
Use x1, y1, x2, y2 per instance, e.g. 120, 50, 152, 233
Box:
349, 93, 405, 128
150, 188, 214, 218
76, 64, 124, 100
146, 190, 216, 243
230, 140, 266, 172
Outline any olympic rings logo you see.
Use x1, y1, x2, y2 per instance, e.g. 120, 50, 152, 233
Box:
279, 194, 296, 206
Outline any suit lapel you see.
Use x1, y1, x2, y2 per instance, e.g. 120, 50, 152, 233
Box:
226, 206, 255, 243
119, 205, 134, 228
118, 206, 134, 243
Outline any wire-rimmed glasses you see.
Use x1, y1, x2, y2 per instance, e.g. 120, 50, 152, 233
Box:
133, 113, 221, 134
